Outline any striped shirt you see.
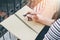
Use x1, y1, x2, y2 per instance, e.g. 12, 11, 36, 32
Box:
43, 19, 60, 40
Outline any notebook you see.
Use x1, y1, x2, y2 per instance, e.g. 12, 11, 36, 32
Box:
0, 5, 45, 40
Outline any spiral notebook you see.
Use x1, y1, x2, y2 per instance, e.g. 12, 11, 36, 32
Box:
0, 5, 45, 40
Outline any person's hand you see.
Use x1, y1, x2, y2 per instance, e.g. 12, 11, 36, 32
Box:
26, 12, 55, 26
26, 13, 41, 23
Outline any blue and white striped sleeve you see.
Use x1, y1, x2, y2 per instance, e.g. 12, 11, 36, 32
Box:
43, 19, 60, 40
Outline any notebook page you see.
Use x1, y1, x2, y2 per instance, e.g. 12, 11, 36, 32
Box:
0, 15, 37, 40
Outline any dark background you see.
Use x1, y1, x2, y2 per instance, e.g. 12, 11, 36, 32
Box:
0, 0, 28, 37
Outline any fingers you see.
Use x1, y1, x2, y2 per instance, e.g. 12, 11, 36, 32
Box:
27, 14, 38, 21
23, 11, 38, 21
27, 14, 33, 21
27, 14, 35, 19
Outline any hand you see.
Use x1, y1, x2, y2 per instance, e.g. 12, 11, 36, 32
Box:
27, 13, 41, 23
26, 12, 55, 26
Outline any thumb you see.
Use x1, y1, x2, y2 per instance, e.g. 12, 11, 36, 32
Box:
27, 14, 33, 18
27, 14, 33, 21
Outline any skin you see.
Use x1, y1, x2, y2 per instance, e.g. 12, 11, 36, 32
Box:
26, 0, 58, 26
26, 12, 55, 26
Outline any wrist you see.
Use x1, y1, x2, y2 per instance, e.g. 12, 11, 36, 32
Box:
37, 14, 55, 26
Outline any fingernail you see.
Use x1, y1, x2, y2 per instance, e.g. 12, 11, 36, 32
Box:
27, 14, 31, 17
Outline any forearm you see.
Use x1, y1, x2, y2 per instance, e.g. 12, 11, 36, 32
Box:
39, 18, 55, 26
